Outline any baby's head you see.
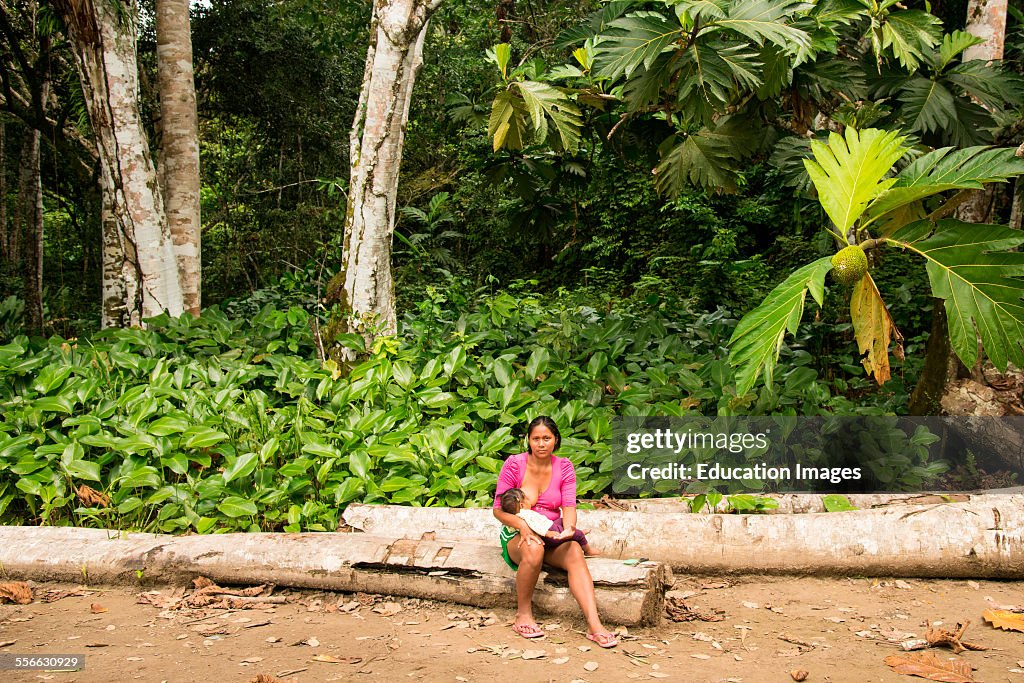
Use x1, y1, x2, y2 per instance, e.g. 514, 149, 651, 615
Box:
500, 488, 524, 515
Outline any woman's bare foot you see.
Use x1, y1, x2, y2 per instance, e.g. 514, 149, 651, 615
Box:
513, 613, 544, 639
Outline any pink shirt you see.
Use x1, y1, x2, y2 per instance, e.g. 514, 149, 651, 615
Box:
492, 452, 577, 522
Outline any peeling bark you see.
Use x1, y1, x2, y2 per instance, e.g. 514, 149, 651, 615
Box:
53, 0, 183, 326
156, 0, 201, 316
337, 0, 442, 356
964, 0, 1007, 63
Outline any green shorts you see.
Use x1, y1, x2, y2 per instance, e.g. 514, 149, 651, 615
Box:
499, 526, 519, 570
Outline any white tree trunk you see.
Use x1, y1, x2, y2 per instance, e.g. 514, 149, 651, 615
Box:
339, 0, 440, 353
54, 0, 183, 327
156, 0, 201, 316
964, 0, 1007, 63
344, 498, 1024, 578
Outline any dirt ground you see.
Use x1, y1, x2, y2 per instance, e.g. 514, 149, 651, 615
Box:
1, 575, 1022, 683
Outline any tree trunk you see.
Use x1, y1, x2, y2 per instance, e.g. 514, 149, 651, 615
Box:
344, 499, 1024, 578
910, 0, 1009, 412
0, 527, 670, 626
0, 122, 7, 262
156, 0, 201, 316
18, 125, 44, 332
335, 0, 441, 356
53, 0, 183, 326
964, 0, 1007, 63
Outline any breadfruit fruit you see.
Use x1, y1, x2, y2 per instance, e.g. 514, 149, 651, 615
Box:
830, 245, 868, 285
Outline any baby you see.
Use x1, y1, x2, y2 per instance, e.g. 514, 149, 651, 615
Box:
500, 488, 598, 556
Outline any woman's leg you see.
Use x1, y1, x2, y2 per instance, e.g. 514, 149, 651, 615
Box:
544, 541, 610, 638
506, 534, 545, 628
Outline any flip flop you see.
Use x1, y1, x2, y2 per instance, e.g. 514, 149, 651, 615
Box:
513, 622, 545, 639
586, 632, 619, 648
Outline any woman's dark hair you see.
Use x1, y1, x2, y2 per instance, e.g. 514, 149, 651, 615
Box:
526, 415, 561, 453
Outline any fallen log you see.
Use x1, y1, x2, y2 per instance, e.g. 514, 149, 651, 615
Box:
0, 527, 669, 626
343, 495, 1024, 578
598, 492, 977, 514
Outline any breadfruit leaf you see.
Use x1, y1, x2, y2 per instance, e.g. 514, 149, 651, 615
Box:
865, 146, 1024, 232
728, 256, 834, 395
489, 90, 528, 151
887, 219, 1024, 371
515, 80, 583, 152
803, 128, 908, 234
595, 12, 682, 81
850, 273, 903, 385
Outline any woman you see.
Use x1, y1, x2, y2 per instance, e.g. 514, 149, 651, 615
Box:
491, 416, 619, 648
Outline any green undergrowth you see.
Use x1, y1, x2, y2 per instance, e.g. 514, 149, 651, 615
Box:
0, 278, 906, 533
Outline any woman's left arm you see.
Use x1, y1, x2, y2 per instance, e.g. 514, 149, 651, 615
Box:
557, 457, 579, 537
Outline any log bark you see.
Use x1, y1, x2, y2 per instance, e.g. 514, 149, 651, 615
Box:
156, 0, 201, 316
335, 0, 441, 357
343, 498, 1024, 578
52, 0, 184, 326
0, 528, 669, 626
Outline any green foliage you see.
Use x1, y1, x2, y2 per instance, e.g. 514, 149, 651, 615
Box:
0, 278, 904, 531
887, 220, 1024, 371
730, 128, 1024, 394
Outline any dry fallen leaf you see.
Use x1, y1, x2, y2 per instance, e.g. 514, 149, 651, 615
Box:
249, 675, 284, 683
982, 609, 1024, 632
883, 652, 976, 682
552, 657, 569, 665
0, 639, 16, 648
90, 603, 108, 614
372, 602, 402, 617
76, 484, 110, 508
0, 581, 33, 604
789, 670, 808, 682
241, 657, 264, 664
521, 649, 546, 660
925, 620, 987, 653
583, 661, 599, 672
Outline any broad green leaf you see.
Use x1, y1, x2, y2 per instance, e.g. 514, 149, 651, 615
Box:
596, 11, 681, 80
938, 30, 983, 71
515, 80, 583, 152
525, 348, 550, 380
728, 256, 834, 394
887, 220, 1024, 371
554, 0, 634, 48
490, 43, 511, 79
64, 459, 103, 482
850, 273, 903, 385
148, 416, 190, 437
488, 90, 528, 152
223, 452, 258, 483
348, 449, 370, 479
32, 364, 72, 394
879, 9, 941, 71
822, 494, 858, 512
184, 427, 229, 449
708, 0, 812, 54
803, 128, 907, 234
865, 146, 1024, 230
34, 395, 75, 414
218, 496, 257, 518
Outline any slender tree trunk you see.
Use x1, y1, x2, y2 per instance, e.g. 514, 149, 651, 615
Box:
156, 0, 201, 316
53, 0, 183, 326
0, 123, 7, 262
334, 0, 441, 357
19, 125, 44, 333
911, 0, 1009, 413
964, 0, 1007, 63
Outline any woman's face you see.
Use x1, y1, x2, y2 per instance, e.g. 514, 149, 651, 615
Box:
528, 424, 557, 459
